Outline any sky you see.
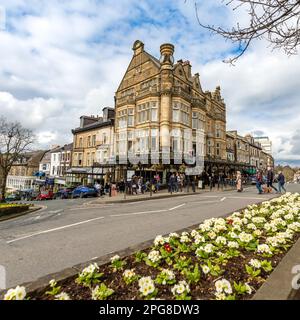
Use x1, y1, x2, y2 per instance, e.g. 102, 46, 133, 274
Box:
0, 0, 299, 166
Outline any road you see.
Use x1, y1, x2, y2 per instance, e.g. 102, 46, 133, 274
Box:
1, 184, 299, 288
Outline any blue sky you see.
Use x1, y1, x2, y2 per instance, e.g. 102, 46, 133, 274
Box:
0, 0, 299, 166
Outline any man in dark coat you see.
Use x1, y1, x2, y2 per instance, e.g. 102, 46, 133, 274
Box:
267, 167, 278, 192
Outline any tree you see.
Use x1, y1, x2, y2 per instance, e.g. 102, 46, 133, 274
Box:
0, 117, 35, 202
194, 0, 300, 64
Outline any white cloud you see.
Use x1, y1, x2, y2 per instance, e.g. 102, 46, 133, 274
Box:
0, 0, 299, 165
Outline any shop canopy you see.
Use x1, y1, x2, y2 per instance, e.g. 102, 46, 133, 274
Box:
34, 171, 45, 177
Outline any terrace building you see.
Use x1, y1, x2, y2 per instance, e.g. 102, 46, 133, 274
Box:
114, 40, 227, 181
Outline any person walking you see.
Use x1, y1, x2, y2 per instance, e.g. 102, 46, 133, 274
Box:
169, 174, 175, 193
267, 167, 278, 192
236, 171, 243, 192
277, 171, 287, 193
255, 170, 263, 194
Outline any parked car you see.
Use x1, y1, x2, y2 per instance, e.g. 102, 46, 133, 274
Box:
19, 189, 39, 201
36, 190, 54, 200
54, 188, 74, 199
5, 193, 22, 202
71, 186, 98, 198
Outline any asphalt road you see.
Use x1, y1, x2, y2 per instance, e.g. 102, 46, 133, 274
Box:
1, 184, 299, 288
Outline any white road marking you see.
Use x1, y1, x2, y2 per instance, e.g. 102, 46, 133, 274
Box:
168, 203, 186, 211
191, 200, 221, 204
69, 204, 113, 211
6, 216, 105, 244
34, 215, 41, 220
227, 196, 269, 200
220, 197, 226, 202
48, 209, 64, 214
110, 209, 167, 217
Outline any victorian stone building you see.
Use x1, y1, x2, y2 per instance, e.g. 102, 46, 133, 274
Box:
69, 107, 115, 185
114, 40, 227, 182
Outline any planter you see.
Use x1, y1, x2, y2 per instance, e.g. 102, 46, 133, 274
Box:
2, 192, 300, 300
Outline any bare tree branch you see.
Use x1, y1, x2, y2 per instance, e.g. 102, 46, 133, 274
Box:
193, 0, 300, 64
0, 117, 35, 201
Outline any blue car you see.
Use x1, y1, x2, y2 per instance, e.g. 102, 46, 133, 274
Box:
71, 186, 98, 198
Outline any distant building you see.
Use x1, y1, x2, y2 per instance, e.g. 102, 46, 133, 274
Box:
69, 107, 115, 185
6, 150, 47, 191
254, 136, 272, 154
39, 150, 52, 176
49, 143, 73, 178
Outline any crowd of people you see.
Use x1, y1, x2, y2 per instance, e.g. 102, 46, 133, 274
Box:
253, 167, 287, 195
92, 167, 286, 197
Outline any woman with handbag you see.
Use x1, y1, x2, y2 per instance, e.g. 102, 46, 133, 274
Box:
236, 171, 243, 192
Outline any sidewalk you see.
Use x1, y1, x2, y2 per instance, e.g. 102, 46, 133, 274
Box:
87, 185, 241, 205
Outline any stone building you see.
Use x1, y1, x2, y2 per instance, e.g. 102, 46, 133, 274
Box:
6, 150, 47, 191
69, 107, 115, 185
114, 40, 227, 181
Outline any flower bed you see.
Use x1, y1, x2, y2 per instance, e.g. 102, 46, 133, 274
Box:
0, 203, 31, 218
3, 192, 300, 300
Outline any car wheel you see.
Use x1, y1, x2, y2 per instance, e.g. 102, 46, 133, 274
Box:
80, 192, 84, 198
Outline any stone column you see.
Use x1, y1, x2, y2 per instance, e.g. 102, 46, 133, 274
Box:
159, 43, 174, 163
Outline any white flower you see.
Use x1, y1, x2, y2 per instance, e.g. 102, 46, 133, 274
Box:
4, 286, 26, 300
180, 234, 190, 243
203, 243, 214, 253
202, 265, 210, 274
238, 232, 253, 243
215, 236, 227, 245
245, 283, 253, 294
191, 229, 199, 237
138, 277, 156, 296
194, 234, 205, 245
171, 280, 190, 296
80, 263, 99, 276
161, 269, 175, 281
207, 231, 217, 240
110, 255, 120, 263
55, 292, 70, 300
49, 279, 57, 287
247, 223, 257, 230
215, 279, 232, 295
249, 259, 261, 269
169, 232, 179, 238
154, 235, 165, 246
123, 269, 136, 279
228, 231, 238, 239
252, 217, 266, 224
215, 292, 227, 300
228, 241, 239, 249
253, 230, 263, 237
148, 250, 161, 263
257, 244, 272, 255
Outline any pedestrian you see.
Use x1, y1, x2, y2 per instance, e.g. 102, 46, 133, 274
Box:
191, 177, 196, 192
209, 172, 214, 191
267, 167, 278, 192
169, 174, 175, 193
236, 171, 243, 192
277, 171, 287, 193
255, 170, 263, 194
155, 173, 160, 192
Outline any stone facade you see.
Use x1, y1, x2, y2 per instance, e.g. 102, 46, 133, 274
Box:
6, 150, 47, 191
69, 107, 115, 184
114, 40, 226, 176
